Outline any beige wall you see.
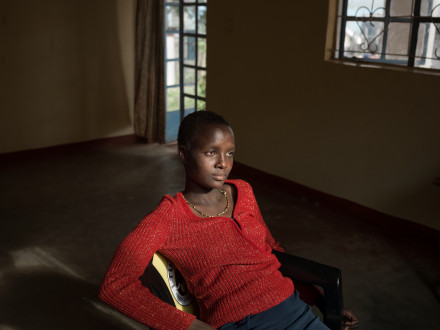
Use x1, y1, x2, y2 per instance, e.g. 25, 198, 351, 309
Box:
208, 0, 440, 230
0, 0, 136, 153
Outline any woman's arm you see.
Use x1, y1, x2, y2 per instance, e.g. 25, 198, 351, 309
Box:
188, 319, 216, 330
99, 198, 196, 330
248, 185, 285, 252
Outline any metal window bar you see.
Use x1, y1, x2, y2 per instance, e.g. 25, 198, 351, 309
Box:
380, 0, 392, 61
408, 0, 422, 67
419, 0, 435, 65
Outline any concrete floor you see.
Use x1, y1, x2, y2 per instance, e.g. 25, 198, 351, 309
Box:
0, 141, 439, 329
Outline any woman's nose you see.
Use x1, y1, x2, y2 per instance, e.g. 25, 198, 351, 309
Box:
216, 155, 227, 168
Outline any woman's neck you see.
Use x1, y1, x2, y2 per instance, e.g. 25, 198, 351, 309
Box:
183, 186, 224, 206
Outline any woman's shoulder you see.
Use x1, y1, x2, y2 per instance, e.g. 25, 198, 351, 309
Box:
152, 193, 185, 214
161, 193, 179, 204
226, 179, 254, 192
137, 194, 181, 225
225, 179, 257, 204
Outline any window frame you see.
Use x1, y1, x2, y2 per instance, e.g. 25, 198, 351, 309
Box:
180, 1, 207, 122
164, 0, 207, 142
335, 0, 440, 70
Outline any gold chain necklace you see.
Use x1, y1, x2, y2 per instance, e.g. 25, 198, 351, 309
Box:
183, 189, 229, 218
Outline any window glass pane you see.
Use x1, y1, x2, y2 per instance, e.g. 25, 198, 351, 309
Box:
198, 6, 207, 34
166, 87, 180, 112
434, 1, 440, 17
421, 0, 440, 16
166, 34, 179, 59
197, 70, 206, 98
166, 108, 179, 142
166, 61, 179, 86
184, 36, 196, 65
165, 5, 179, 31
184, 97, 195, 117
198, 38, 207, 67
390, 0, 413, 16
165, 0, 180, 3
199, 0, 207, 3
344, 21, 384, 57
346, 0, 386, 17
343, 21, 362, 57
385, 23, 410, 60
197, 99, 206, 111
415, 23, 440, 69
184, 6, 196, 33
184, 67, 196, 95
184, 0, 196, 3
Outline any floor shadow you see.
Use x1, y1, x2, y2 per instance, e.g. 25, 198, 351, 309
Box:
0, 268, 134, 330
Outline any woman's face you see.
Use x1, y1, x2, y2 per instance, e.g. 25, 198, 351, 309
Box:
181, 124, 235, 191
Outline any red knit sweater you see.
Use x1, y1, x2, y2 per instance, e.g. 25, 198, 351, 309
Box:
99, 179, 294, 329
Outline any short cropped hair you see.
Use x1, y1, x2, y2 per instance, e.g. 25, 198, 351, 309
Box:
177, 110, 231, 151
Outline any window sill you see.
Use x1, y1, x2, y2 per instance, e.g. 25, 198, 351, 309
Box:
324, 57, 440, 77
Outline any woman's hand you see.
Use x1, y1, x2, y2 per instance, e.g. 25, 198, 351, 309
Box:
188, 319, 216, 330
343, 310, 359, 329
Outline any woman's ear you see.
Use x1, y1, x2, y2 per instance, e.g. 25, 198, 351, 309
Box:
179, 148, 186, 163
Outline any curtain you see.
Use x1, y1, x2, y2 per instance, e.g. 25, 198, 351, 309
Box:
134, 0, 165, 143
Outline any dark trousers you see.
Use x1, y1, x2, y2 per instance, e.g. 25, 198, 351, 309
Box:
219, 291, 330, 330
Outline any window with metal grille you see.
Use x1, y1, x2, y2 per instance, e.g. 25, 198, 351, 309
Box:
164, 0, 207, 142
335, 0, 440, 70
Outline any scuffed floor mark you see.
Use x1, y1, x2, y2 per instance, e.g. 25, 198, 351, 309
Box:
9, 247, 84, 280
0, 325, 20, 330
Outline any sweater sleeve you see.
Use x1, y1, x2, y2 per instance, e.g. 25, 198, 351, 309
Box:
99, 197, 196, 330
243, 181, 285, 252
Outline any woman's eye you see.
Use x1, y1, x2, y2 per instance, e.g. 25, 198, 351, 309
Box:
205, 151, 215, 155
227, 152, 234, 157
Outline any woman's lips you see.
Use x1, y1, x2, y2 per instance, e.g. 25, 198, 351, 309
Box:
212, 175, 226, 181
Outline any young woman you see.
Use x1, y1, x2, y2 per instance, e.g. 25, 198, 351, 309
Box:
99, 111, 357, 330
